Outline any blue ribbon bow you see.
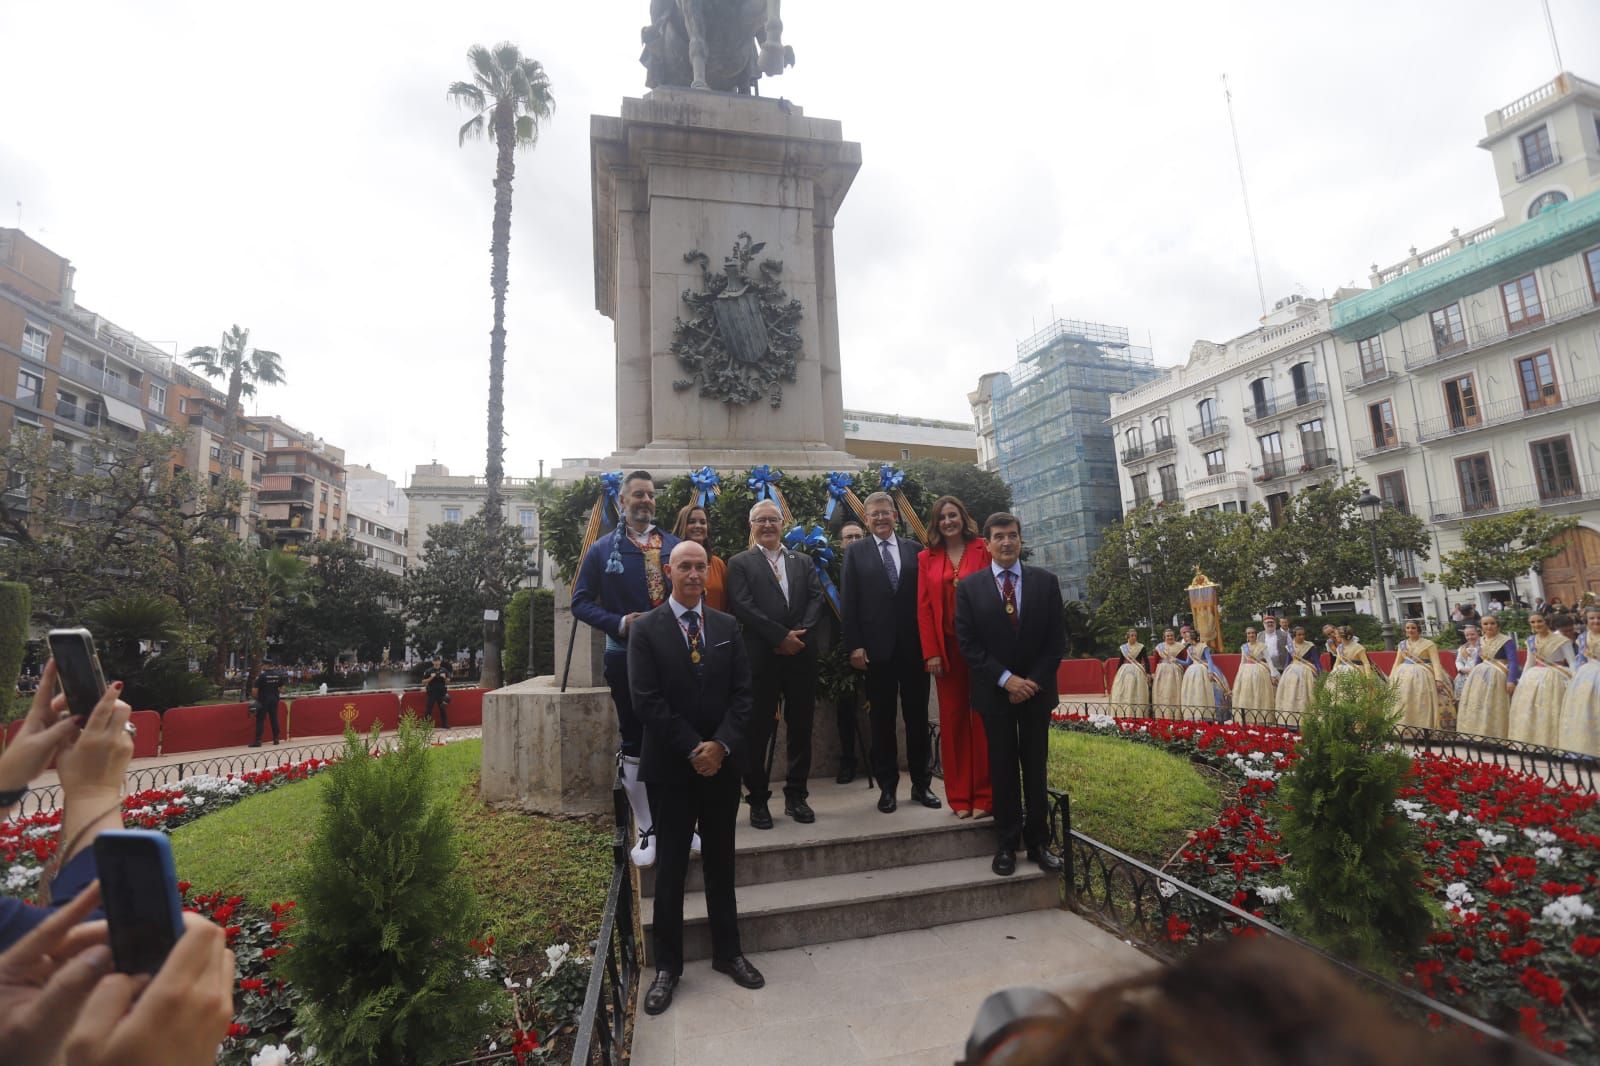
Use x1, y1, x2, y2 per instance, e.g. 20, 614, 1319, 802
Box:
690, 466, 722, 509
747, 465, 784, 502
599, 470, 624, 524
824, 470, 854, 520
785, 524, 841, 615
878, 464, 905, 493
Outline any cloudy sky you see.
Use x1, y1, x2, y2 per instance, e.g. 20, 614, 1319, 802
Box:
4, 1, 1598, 486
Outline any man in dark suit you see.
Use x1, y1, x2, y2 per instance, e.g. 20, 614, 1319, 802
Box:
840, 490, 940, 814
727, 499, 827, 828
628, 540, 764, 1016
954, 512, 1065, 877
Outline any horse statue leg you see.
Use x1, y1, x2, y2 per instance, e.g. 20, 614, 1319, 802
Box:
758, 0, 786, 76
677, 0, 711, 89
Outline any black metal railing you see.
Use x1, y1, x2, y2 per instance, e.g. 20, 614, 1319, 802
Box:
1046, 789, 1564, 1064
570, 772, 641, 1065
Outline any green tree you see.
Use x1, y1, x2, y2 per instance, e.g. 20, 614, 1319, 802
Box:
449, 42, 555, 690
1088, 503, 1267, 631
404, 514, 530, 663
1, 582, 28, 710
283, 717, 499, 1064
519, 475, 559, 587
902, 458, 1012, 529
1276, 671, 1433, 968
1268, 479, 1429, 614
181, 325, 285, 443
83, 593, 211, 710
503, 586, 555, 682
270, 538, 403, 667
1433, 508, 1579, 605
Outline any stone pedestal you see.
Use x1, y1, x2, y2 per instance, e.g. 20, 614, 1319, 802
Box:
481, 677, 618, 817
591, 89, 862, 476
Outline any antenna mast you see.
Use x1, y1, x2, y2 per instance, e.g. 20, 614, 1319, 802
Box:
1541, 0, 1563, 73
1222, 74, 1268, 319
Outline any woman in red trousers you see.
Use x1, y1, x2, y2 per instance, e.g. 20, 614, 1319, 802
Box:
917, 495, 993, 819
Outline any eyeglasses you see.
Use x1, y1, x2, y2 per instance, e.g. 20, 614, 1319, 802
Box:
865, 510, 895, 519
752, 516, 782, 526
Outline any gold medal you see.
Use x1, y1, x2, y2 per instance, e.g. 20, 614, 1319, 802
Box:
691, 650, 701, 663
1005, 603, 1015, 615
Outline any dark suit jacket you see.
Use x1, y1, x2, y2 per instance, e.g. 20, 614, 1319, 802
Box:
627, 601, 753, 783
954, 563, 1066, 715
726, 546, 825, 656
840, 534, 921, 664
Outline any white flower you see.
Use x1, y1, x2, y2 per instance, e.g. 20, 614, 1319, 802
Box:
5, 864, 41, 892
1156, 879, 1177, 898
543, 942, 572, 977
1256, 885, 1294, 904
1535, 846, 1564, 864
1445, 882, 1475, 905
1248, 752, 1265, 762
1523, 828, 1557, 845
1539, 895, 1594, 927
1475, 828, 1507, 848
504, 977, 515, 988
1087, 713, 1117, 731
1445, 810, 1460, 823
249, 1045, 296, 1066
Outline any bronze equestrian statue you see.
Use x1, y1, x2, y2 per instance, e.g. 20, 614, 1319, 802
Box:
642, 0, 794, 95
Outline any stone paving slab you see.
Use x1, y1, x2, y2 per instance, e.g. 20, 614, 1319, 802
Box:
630, 909, 1155, 1065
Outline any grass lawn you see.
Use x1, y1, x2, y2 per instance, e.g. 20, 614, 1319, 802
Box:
169, 739, 611, 957
1046, 729, 1221, 863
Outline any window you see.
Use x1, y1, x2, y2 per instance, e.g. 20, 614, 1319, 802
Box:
518, 508, 536, 539
1249, 378, 1271, 419
1356, 336, 1384, 379
1455, 453, 1495, 513
443, 506, 462, 524
1501, 273, 1544, 331
1298, 419, 1327, 466
1519, 126, 1555, 175
16, 369, 43, 408
209, 445, 222, 460
1196, 397, 1217, 433
1531, 436, 1577, 500
1152, 416, 1171, 446
21, 325, 49, 362
899, 448, 910, 460
1130, 472, 1150, 505
1221, 501, 1240, 513
1515, 350, 1559, 409
1443, 375, 1480, 429
148, 383, 166, 413
1585, 246, 1600, 301
1157, 464, 1178, 501
1367, 401, 1397, 448
1266, 492, 1289, 528
1289, 363, 1314, 406
1376, 472, 1409, 514
1258, 432, 1284, 479
1204, 449, 1225, 475
1528, 190, 1568, 218
1428, 304, 1465, 354
84, 400, 102, 429
56, 389, 78, 422
232, 450, 244, 469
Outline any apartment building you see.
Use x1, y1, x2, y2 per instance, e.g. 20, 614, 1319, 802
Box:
403, 464, 555, 587
1333, 72, 1600, 617
254, 415, 346, 549
842, 409, 978, 465
344, 464, 409, 576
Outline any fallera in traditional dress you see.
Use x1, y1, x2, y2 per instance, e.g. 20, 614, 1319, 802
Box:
1389, 637, 1451, 730
1557, 631, 1599, 757
1110, 641, 1150, 715
1180, 641, 1229, 716
1455, 633, 1518, 739
1454, 642, 1481, 703
1330, 640, 1373, 677
1232, 641, 1274, 718
1152, 640, 1187, 717
1507, 633, 1574, 749
1275, 640, 1319, 724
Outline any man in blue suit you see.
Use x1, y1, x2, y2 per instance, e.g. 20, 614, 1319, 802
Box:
572, 470, 681, 866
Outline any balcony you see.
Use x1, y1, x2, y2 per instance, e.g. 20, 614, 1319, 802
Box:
1416, 374, 1600, 441
1402, 286, 1599, 372
1187, 418, 1228, 444
1119, 443, 1148, 464
187, 412, 227, 436
1297, 448, 1338, 473
1343, 361, 1395, 393
1243, 396, 1278, 426
1148, 434, 1176, 459
258, 486, 316, 505
1353, 433, 1411, 460
1429, 471, 1600, 523
1514, 143, 1561, 182
1158, 485, 1181, 505
1252, 458, 1288, 483
52, 401, 101, 429
1184, 470, 1249, 500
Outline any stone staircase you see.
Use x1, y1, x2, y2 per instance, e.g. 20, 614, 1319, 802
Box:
640, 778, 1061, 963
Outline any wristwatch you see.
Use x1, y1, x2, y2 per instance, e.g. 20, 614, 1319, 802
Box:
0, 786, 28, 808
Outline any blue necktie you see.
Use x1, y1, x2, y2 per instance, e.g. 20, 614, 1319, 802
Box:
880, 540, 899, 592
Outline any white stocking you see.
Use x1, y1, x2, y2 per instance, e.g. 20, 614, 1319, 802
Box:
620, 756, 656, 868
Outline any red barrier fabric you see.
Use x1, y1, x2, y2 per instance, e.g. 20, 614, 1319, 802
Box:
1103, 658, 1120, 692
1321, 653, 1334, 672
400, 687, 486, 728
287, 692, 400, 739
1056, 659, 1105, 695
1369, 651, 1396, 677
159, 703, 262, 754
1, 718, 23, 753
1212, 653, 1241, 686
1441, 653, 1458, 680
128, 710, 161, 759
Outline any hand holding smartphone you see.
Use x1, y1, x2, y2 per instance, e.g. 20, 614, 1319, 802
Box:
93, 830, 186, 975
47, 627, 108, 720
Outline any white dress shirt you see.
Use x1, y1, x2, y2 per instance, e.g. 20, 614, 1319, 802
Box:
874, 534, 900, 583
759, 545, 791, 603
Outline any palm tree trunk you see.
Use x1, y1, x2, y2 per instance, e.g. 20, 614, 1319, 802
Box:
480, 102, 515, 689
222, 365, 243, 445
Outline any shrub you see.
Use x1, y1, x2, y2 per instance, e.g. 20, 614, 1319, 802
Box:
1275, 670, 1433, 969
503, 587, 555, 683
0, 582, 28, 701
281, 715, 500, 1064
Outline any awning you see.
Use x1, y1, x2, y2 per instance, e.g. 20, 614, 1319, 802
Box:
101, 395, 147, 432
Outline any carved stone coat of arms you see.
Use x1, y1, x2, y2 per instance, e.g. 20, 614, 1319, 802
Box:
671, 232, 803, 408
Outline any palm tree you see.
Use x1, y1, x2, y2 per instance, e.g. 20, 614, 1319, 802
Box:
182, 325, 285, 442
520, 475, 559, 588
448, 42, 554, 689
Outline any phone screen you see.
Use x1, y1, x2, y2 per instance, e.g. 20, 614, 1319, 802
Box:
47, 628, 106, 719
94, 831, 186, 975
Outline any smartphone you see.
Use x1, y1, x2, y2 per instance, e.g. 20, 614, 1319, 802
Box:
47, 627, 107, 719
93, 830, 187, 975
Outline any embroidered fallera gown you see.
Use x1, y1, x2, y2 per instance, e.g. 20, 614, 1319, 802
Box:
1180, 641, 1229, 715
1507, 633, 1575, 749
1557, 631, 1599, 757
1275, 640, 1319, 723
1454, 641, 1481, 702
1110, 641, 1150, 714
1232, 640, 1274, 717
1390, 637, 1451, 729
1456, 634, 1518, 739
1152, 640, 1188, 717
1331, 639, 1373, 677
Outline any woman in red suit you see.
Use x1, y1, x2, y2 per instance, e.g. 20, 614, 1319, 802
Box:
918, 495, 993, 819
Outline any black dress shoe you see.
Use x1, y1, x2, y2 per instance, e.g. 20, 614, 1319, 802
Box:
1026, 845, 1064, 872
910, 787, 943, 810
835, 765, 857, 785
992, 849, 1017, 877
644, 971, 678, 1015
749, 801, 774, 830
784, 800, 815, 824
877, 788, 897, 813
713, 954, 765, 989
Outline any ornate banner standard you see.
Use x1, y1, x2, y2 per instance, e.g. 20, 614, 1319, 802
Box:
1187, 567, 1225, 653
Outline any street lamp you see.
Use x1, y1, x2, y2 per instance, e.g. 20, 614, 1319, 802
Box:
238, 605, 258, 700
1356, 491, 1397, 650
1133, 556, 1156, 640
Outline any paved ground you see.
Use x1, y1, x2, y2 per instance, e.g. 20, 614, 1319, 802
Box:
629, 909, 1154, 1066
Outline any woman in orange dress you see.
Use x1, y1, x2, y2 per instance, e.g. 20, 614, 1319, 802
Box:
917, 495, 993, 818
672, 502, 727, 612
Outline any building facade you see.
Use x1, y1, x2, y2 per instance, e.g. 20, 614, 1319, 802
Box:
403, 464, 555, 588
968, 374, 1001, 473
1333, 72, 1600, 619
342, 464, 409, 576
842, 408, 977, 465
253, 415, 346, 550
977, 318, 1162, 602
